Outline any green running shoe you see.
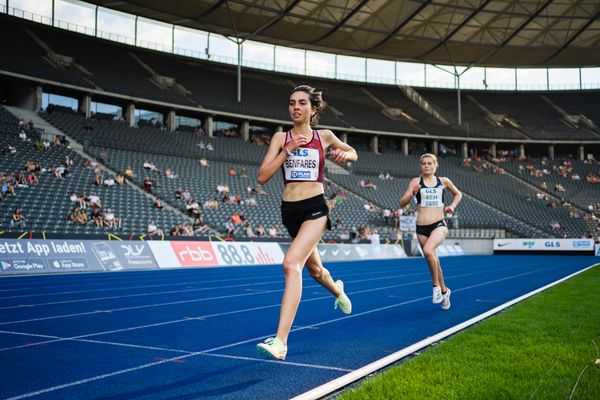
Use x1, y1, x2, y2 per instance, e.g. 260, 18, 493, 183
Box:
257, 337, 287, 360
334, 279, 352, 314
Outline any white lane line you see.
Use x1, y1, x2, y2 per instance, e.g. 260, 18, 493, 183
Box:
290, 263, 600, 400
0, 258, 521, 324
0, 259, 404, 297
2, 261, 577, 400
0, 329, 351, 373
0, 268, 405, 309
0, 276, 440, 352
0, 270, 433, 325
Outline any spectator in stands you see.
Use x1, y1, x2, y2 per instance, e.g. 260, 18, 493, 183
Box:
255, 85, 357, 360
115, 173, 126, 185
244, 221, 256, 237
554, 183, 566, 192
382, 208, 391, 225
26, 171, 39, 186
223, 219, 235, 237
203, 197, 219, 210
143, 160, 160, 173
217, 183, 229, 194
144, 177, 153, 193
231, 212, 242, 225
15, 171, 28, 188
7, 145, 17, 155
87, 192, 102, 208
186, 199, 201, 217
124, 166, 134, 180
199, 158, 208, 167
91, 208, 103, 228
103, 176, 116, 187
69, 207, 79, 223
206, 143, 214, 151
268, 224, 283, 238
19, 130, 27, 141
11, 208, 25, 229
170, 224, 181, 237
228, 167, 236, 176
255, 223, 266, 237
1, 177, 15, 198
399, 153, 462, 311
180, 223, 193, 237
42, 138, 50, 151
165, 168, 177, 179
58, 164, 70, 179
154, 198, 164, 210
103, 209, 121, 230
76, 209, 88, 224
192, 217, 209, 235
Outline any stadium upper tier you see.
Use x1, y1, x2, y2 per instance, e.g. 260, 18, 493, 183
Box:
1, 15, 600, 143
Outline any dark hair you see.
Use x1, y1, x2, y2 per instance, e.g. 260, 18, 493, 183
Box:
291, 85, 325, 126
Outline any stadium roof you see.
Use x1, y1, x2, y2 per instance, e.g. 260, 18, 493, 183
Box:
87, 0, 600, 68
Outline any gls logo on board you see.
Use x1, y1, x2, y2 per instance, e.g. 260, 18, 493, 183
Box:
544, 241, 560, 248
170, 242, 216, 267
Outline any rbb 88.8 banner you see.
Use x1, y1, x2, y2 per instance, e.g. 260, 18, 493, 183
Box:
212, 242, 283, 266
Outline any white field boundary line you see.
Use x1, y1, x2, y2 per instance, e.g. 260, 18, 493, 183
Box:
1, 262, 580, 400
290, 263, 600, 400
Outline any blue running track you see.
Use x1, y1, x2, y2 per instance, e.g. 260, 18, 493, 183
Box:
0, 255, 597, 400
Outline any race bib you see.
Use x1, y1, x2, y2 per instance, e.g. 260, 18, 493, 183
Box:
284, 148, 320, 181
420, 187, 444, 207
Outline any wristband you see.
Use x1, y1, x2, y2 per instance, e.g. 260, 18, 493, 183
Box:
283, 146, 294, 157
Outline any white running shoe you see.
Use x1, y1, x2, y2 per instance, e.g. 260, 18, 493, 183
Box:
441, 288, 451, 310
256, 337, 287, 360
334, 280, 352, 314
432, 286, 443, 304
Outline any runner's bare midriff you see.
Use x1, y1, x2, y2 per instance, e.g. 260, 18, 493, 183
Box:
282, 181, 323, 202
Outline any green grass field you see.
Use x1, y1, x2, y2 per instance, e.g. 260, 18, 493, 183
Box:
340, 263, 600, 400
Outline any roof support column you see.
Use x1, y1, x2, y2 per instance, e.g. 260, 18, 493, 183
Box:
205, 115, 213, 137
371, 135, 379, 154
241, 120, 250, 141
125, 104, 135, 127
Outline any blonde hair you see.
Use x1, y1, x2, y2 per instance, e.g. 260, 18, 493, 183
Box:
420, 153, 439, 166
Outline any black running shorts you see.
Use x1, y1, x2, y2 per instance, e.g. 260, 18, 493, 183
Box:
281, 194, 331, 238
416, 219, 448, 237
